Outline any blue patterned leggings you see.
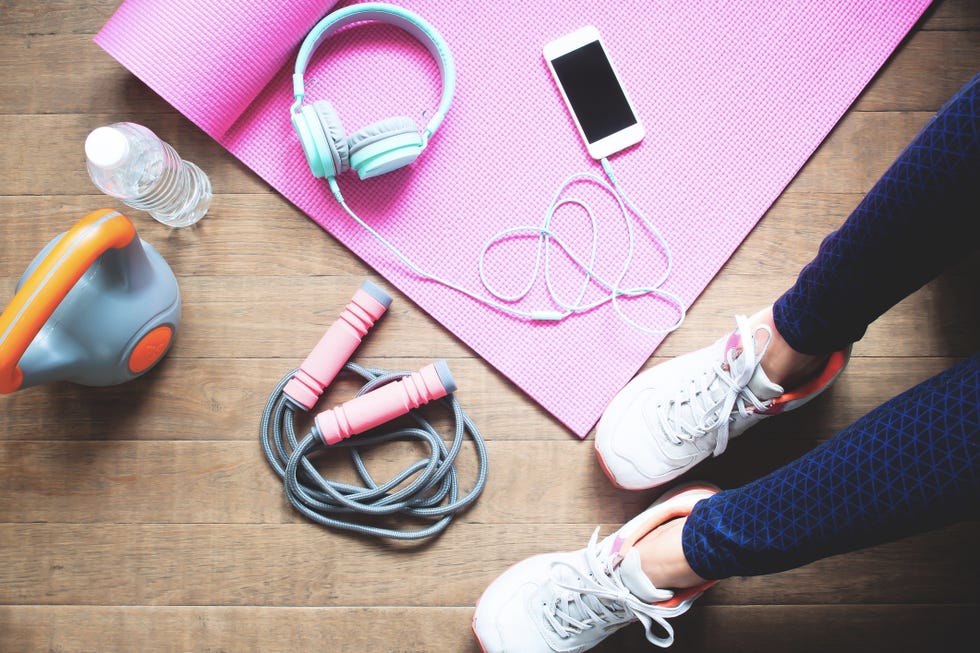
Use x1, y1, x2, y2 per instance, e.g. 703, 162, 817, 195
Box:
682, 72, 980, 579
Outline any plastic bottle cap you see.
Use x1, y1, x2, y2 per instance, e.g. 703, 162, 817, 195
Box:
85, 126, 130, 168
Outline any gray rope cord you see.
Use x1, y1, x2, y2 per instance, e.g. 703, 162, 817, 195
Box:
260, 362, 489, 540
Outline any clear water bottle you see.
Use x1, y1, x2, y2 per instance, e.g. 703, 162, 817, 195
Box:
85, 122, 212, 228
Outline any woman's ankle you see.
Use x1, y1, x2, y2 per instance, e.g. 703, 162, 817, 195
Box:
752, 307, 829, 391
634, 517, 707, 590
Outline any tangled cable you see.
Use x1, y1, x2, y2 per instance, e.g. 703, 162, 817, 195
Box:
330, 157, 684, 334
260, 361, 488, 541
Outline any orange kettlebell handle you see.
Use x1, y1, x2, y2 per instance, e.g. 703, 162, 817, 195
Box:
0, 209, 137, 394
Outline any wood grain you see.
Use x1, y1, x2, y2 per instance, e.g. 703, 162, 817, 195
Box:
1, 0, 978, 651
0, 605, 975, 653
0, 523, 976, 606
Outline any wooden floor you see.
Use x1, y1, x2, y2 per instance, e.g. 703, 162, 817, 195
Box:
1, 1, 978, 651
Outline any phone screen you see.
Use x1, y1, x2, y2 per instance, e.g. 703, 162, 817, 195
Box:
550, 40, 639, 144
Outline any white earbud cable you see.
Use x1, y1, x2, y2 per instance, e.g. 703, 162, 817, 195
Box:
328, 157, 685, 334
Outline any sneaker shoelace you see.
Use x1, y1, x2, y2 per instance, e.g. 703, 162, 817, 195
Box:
540, 528, 690, 649
656, 314, 773, 457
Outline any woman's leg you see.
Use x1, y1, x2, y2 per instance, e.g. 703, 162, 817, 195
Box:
772, 72, 980, 356
680, 354, 980, 580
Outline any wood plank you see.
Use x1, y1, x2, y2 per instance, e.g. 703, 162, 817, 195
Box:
0, 412, 974, 524
0, 1, 124, 35
852, 30, 980, 111
920, 0, 980, 31
0, 438, 914, 526
0, 356, 968, 442
0, 34, 175, 116
0, 523, 975, 607
1, 604, 975, 653
0, 606, 477, 653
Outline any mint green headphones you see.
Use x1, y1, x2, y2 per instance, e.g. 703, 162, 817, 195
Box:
291, 3, 456, 181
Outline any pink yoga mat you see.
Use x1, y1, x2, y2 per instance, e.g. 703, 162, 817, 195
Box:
95, 0, 932, 437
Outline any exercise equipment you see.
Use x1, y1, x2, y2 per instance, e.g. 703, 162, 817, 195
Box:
0, 209, 180, 394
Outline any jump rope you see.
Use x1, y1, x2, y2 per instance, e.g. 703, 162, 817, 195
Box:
259, 281, 488, 540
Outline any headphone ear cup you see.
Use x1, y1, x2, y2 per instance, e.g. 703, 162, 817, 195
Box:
312, 101, 351, 176
347, 116, 423, 179
292, 105, 330, 178
295, 103, 349, 179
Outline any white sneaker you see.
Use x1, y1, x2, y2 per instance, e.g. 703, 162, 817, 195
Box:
473, 484, 719, 653
595, 313, 850, 490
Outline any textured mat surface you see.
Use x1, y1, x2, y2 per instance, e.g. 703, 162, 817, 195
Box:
95, 0, 931, 436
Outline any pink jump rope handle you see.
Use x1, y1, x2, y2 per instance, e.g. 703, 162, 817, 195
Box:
283, 280, 393, 410
314, 360, 457, 445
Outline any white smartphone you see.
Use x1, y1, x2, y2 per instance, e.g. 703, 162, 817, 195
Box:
543, 25, 644, 159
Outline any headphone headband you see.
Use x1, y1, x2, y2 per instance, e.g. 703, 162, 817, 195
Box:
293, 3, 456, 139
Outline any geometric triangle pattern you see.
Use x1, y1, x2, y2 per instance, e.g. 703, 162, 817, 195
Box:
773, 71, 980, 354
683, 353, 980, 579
